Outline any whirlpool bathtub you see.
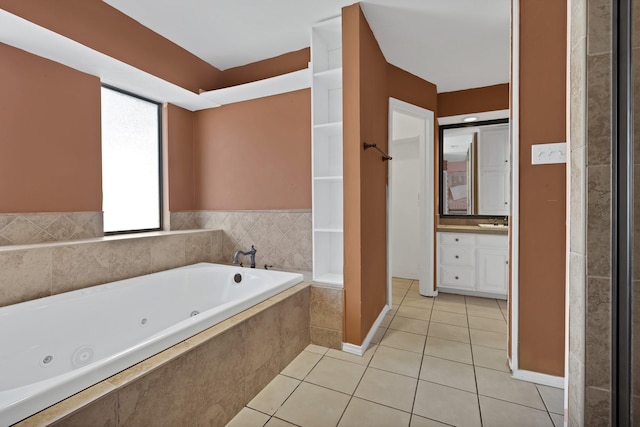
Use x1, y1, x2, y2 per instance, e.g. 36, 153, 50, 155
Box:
0, 263, 304, 425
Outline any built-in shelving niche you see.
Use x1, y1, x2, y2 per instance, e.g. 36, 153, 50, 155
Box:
311, 16, 344, 286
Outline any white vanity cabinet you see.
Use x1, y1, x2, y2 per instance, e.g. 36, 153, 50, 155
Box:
436, 232, 508, 299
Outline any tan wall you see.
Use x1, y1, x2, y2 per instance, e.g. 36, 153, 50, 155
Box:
387, 65, 438, 111
0, 43, 102, 213
342, 5, 364, 344
388, 64, 439, 293
437, 84, 510, 117
356, 4, 389, 344
518, 0, 567, 376
0, 0, 222, 93
342, 4, 438, 344
1, 4, 316, 216
166, 104, 196, 211
218, 48, 310, 88
193, 90, 312, 210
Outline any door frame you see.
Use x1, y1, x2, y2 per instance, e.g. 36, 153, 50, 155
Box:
387, 97, 436, 305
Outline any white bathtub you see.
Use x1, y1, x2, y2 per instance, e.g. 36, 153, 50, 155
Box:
0, 262, 303, 425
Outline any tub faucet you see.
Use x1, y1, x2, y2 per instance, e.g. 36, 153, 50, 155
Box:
233, 245, 257, 268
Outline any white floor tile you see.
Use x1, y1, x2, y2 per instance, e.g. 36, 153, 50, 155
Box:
536, 384, 565, 415
274, 382, 350, 427
338, 397, 411, 427
479, 395, 554, 427
413, 380, 481, 427
354, 367, 417, 412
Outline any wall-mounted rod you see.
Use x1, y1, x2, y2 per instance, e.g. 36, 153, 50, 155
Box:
363, 142, 392, 162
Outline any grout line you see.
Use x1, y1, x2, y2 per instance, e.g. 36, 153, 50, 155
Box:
333, 334, 382, 427
478, 394, 556, 414
533, 383, 557, 422
409, 279, 432, 416
465, 295, 484, 426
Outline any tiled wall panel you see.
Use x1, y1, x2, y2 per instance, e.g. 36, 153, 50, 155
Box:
310, 285, 344, 349
0, 230, 223, 308
170, 210, 312, 272
0, 212, 103, 245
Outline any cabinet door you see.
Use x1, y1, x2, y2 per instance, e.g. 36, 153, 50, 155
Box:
476, 248, 508, 295
478, 126, 509, 170
477, 125, 510, 216
478, 169, 509, 215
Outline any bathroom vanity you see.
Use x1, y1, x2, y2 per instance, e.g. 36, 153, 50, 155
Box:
436, 226, 508, 299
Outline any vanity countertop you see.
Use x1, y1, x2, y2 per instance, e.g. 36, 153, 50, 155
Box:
436, 224, 509, 235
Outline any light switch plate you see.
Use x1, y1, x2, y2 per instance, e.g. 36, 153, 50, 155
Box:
531, 142, 567, 165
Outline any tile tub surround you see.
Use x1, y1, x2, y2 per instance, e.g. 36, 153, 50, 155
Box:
170, 210, 312, 272
0, 212, 103, 246
310, 285, 344, 349
15, 283, 311, 427
0, 229, 224, 308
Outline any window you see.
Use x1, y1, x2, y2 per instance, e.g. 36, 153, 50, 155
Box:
101, 86, 162, 233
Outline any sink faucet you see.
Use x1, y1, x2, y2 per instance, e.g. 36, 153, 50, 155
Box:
233, 245, 257, 268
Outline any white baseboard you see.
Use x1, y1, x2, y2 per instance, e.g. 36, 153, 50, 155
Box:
437, 287, 507, 300
342, 304, 390, 356
512, 369, 565, 389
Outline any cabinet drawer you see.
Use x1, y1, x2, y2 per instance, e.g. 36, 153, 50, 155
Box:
439, 233, 475, 246
439, 246, 474, 266
438, 267, 475, 289
476, 234, 508, 249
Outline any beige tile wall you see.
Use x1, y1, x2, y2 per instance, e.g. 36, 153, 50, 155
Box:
310, 285, 344, 349
0, 230, 224, 308
19, 284, 310, 427
170, 210, 312, 272
582, 0, 613, 425
0, 212, 103, 246
568, 0, 587, 425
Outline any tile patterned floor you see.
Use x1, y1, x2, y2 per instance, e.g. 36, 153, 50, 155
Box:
227, 278, 565, 427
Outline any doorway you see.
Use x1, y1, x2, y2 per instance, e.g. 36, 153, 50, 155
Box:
387, 98, 435, 304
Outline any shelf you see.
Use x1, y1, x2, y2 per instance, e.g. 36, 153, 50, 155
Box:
313, 122, 343, 177
313, 273, 343, 286
313, 68, 342, 89
314, 228, 343, 233
314, 176, 342, 182
200, 67, 311, 106
311, 17, 342, 73
314, 121, 343, 136
312, 87, 342, 124
312, 15, 343, 288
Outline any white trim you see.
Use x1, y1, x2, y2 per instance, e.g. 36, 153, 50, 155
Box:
564, 0, 573, 419
0, 10, 311, 112
388, 98, 436, 298
437, 288, 507, 300
512, 369, 565, 389
510, 0, 521, 374
437, 109, 510, 126
200, 67, 311, 105
342, 305, 390, 356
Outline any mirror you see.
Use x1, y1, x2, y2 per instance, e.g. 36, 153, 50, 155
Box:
439, 119, 510, 217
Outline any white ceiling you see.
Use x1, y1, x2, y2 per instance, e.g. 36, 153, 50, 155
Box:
104, 0, 510, 93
